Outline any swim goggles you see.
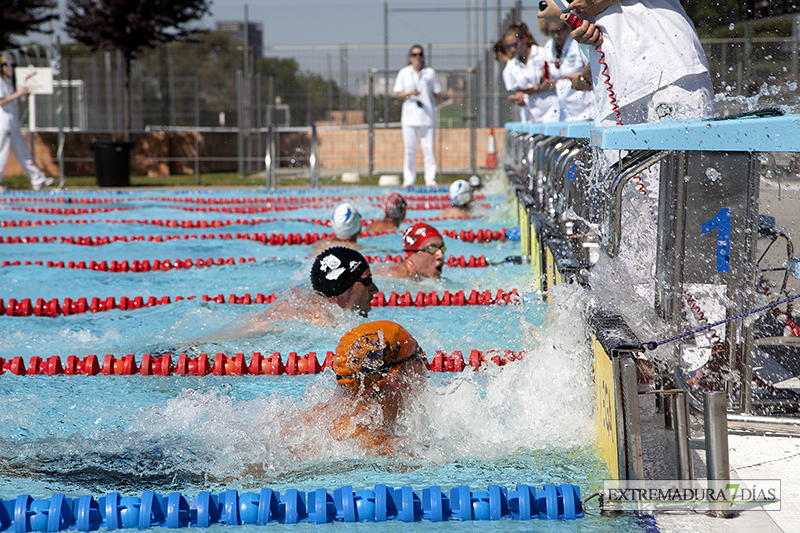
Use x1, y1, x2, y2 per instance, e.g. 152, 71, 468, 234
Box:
335, 346, 426, 383
403, 244, 446, 255
355, 276, 375, 287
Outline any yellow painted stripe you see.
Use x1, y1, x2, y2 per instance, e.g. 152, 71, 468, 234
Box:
593, 335, 619, 479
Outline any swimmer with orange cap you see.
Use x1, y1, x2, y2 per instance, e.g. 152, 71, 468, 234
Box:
364, 193, 408, 234
292, 321, 428, 454
371, 222, 446, 280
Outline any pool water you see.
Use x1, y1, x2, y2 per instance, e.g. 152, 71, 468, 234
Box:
0, 186, 642, 531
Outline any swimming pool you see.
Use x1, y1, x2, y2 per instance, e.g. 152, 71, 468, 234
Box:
0, 185, 642, 531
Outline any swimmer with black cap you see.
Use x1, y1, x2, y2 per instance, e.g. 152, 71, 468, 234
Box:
290, 320, 428, 454
220, 247, 378, 337
313, 202, 363, 252
364, 193, 407, 233
371, 222, 446, 280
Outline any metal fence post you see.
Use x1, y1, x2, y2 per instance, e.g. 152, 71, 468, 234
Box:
368, 69, 375, 175
469, 68, 477, 173
310, 124, 319, 188
672, 391, 693, 480
265, 124, 274, 189
236, 69, 244, 180
704, 391, 731, 518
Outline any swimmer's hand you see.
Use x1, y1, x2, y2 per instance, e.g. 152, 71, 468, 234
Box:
569, 17, 603, 46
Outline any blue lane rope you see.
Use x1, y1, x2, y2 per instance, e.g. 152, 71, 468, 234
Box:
644, 292, 800, 351
0, 484, 583, 529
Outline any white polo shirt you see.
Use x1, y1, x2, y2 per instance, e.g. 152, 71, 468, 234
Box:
0, 76, 19, 131
543, 36, 596, 122
587, 0, 710, 123
393, 64, 442, 127
503, 47, 559, 124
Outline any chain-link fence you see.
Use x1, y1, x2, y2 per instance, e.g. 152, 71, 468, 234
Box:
5, 27, 800, 178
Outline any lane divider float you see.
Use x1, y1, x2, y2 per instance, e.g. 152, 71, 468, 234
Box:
0, 483, 581, 529
1, 255, 490, 272
5, 201, 491, 216
0, 289, 520, 317
0, 348, 525, 376
1, 213, 486, 228
0, 192, 486, 206
0, 228, 508, 246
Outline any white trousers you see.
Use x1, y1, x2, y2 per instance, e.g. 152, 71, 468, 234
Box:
401, 124, 437, 187
0, 127, 46, 186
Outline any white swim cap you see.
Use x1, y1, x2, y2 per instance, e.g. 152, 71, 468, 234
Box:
449, 180, 473, 207
331, 202, 363, 238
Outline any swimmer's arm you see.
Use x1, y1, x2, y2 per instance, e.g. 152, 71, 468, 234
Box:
359, 429, 402, 455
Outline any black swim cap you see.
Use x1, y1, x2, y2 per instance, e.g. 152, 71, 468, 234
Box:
311, 247, 369, 297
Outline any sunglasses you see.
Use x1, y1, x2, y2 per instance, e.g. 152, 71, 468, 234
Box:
504, 41, 520, 51
404, 244, 446, 255
410, 52, 424, 57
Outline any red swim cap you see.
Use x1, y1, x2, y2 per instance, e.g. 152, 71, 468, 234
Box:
384, 193, 407, 220
402, 222, 441, 254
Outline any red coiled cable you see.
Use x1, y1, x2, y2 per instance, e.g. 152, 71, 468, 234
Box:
596, 47, 622, 126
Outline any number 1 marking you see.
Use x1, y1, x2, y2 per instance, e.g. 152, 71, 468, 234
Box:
702, 208, 731, 273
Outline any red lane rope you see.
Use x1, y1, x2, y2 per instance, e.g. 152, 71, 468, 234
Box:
0, 228, 508, 246
3, 202, 491, 216
0, 214, 486, 229
0, 289, 519, 318
1, 254, 491, 272
0, 193, 487, 206
0, 348, 524, 376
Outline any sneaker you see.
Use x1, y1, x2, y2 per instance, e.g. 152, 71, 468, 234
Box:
32, 177, 55, 191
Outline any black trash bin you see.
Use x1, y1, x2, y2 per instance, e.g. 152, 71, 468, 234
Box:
91, 141, 133, 187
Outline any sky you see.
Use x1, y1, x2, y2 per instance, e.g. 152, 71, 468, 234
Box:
39, 1, 546, 74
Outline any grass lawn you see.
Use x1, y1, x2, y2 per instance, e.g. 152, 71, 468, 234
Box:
1, 172, 474, 190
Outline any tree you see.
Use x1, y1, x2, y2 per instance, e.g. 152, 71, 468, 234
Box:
0, 0, 59, 50
64, 0, 210, 138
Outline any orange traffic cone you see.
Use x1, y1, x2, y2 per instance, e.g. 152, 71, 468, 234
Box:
485, 126, 498, 170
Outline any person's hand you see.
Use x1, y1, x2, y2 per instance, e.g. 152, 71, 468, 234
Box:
537, 0, 564, 23
509, 90, 526, 105
561, 73, 591, 91
568, 0, 616, 17
570, 18, 603, 46
538, 78, 557, 92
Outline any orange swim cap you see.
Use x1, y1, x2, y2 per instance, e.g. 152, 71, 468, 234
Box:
334, 321, 413, 394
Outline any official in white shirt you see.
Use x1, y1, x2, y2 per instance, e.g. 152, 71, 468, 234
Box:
393, 45, 443, 187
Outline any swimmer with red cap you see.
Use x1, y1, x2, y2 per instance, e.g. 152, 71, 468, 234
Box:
371, 222, 446, 279
364, 193, 408, 234
291, 321, 428, 454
